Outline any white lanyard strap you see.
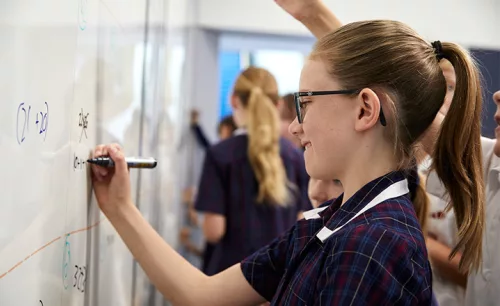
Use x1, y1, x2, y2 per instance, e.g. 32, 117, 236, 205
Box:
316, 179, 409, 242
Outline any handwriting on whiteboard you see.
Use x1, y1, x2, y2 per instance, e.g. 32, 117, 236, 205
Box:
16, 102, 49, 144
74, 153, 86, 171
62, 234, 71, 290
78, 0, 88, 30
73, 264, 88, 293
78, 108, 89, 142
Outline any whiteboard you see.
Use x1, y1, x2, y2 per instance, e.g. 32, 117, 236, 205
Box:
0, 0, 187, 305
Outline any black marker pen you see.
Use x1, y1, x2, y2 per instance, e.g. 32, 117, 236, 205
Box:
87, 157, 157, 169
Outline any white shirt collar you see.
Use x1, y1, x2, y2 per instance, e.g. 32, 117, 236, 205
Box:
234, 128, 247, 136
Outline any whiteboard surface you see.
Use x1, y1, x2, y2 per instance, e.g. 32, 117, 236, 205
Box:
0, 0, 182, 305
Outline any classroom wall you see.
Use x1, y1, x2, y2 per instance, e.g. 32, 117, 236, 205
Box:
197, 0, 500, 49
187, 0, 500, 141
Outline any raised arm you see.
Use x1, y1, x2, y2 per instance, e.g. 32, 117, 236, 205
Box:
91, 144, 265, 306
190, 110, 211, 149
275, 0, 342, 38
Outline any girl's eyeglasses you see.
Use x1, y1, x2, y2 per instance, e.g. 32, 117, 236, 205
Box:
293, 90, 387, 126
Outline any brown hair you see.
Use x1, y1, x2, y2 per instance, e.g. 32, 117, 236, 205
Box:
217, 115, 237, 135
311, 20, 484, 272
233, 67, 290, 205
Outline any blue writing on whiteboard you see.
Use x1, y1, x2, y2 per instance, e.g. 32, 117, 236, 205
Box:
78, 0, 88, 30
62, 234, 71, 289
16, 103, 30, 144
16, 102, 49, 144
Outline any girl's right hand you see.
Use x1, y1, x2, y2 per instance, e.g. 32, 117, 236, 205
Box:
91, 143, 133, 217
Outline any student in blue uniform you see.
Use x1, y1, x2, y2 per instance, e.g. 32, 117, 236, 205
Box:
190, 110, 237, 149
194, 67, 312, 276
182, 110, 238, 273
278, 93, 303, 149
90, 9, 485, 306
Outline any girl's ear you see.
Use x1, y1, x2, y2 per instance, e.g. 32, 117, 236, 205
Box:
354, 88, 383, 132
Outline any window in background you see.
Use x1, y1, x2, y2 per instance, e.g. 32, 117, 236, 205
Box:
219, 51, 242, 119
218, 49, 306, 120
250, 50, 305, 95
470, 48, 500, 138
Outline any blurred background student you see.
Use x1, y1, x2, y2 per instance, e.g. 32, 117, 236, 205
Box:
194, 66, 311, 275
277, 93, 302, 149
180, 110, 238, 273
190, 109, 237, 149
308, 178, 343, 208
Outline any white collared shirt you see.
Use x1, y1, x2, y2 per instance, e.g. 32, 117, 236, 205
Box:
465, 137, 500, 306
233, 128, 247, 136
422, 158, 464, 306
422, 137, 500, 306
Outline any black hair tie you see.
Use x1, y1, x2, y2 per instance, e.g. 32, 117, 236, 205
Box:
431, 40, 445, 61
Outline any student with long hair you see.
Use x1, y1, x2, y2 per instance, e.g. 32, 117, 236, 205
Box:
90, 11, 485, 306
274, 1, 467, 304
194, 67, 312, 275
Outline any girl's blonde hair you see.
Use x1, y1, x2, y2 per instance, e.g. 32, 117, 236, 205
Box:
233, 67, 290, 205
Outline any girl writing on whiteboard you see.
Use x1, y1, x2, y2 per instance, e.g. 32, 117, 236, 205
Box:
90, 5, 485, 305
193, 67, 311, 275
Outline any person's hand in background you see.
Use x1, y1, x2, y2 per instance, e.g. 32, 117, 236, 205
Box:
274, 0, 321, 21
190, 109, 199, 125
91, 144, 133, 217
274, 0, 341, 38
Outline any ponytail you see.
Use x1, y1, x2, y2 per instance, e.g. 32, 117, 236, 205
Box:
407, 164, 429, 235
247, 87, 290, 206
432, 43, 484, 273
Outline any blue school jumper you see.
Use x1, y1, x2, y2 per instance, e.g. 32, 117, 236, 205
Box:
195, 133, 312, 275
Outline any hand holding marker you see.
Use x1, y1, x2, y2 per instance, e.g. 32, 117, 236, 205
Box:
87, 156, 157, 169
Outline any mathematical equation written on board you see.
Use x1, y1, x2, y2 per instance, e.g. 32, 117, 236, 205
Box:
74, 153, 86, 171
62, 235, 88, 293
75, 108, 90, 171
78, 108, 89, 142
16, 102, 49, 145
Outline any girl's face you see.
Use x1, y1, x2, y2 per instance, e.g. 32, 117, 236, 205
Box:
289, 59, 359, 181
308, 178, 343, 208
218, 125, 233, 140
